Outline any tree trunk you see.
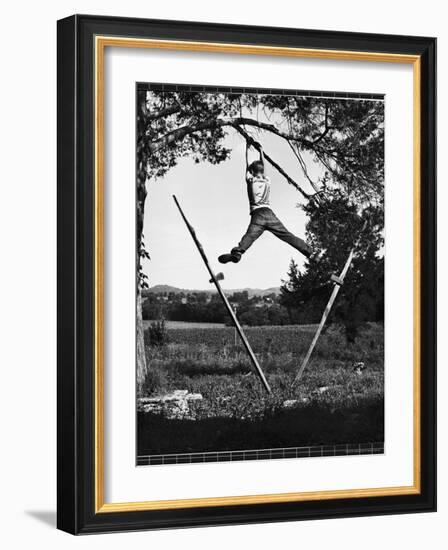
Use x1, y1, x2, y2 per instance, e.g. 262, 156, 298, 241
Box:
136, 176, 148, 395
136, 287, 146, 394
136, 91, 149, 396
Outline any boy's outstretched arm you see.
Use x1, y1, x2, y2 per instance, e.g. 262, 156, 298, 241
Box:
258, 144, 265, 167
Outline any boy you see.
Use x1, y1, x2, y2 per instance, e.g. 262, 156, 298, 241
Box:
218, 141, 314, 264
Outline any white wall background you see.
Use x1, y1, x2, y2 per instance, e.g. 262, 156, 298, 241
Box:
0, 0, 443, 547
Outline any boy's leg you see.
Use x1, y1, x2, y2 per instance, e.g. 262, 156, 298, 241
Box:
265, 210, 312, 258
236, 218, 265, 253
218, 214, 265, 264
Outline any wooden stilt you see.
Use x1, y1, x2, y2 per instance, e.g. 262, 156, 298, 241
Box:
294, 247, 356, 384
173, 195, 272, 395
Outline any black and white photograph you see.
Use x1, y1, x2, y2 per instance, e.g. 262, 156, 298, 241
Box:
136, 83, 385, 465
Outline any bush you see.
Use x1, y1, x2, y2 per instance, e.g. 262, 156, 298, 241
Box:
141, 366, 168, 396
147, 318, 170, 347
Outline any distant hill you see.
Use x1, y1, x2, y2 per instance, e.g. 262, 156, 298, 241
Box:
145, 284, 280, 297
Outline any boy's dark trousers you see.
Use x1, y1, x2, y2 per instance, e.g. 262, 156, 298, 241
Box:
233, 207, 311, 258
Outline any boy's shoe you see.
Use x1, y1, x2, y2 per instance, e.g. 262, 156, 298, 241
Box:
218, 249, 242, 264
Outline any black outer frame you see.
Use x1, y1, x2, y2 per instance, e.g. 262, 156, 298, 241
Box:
57, 14, 436, 535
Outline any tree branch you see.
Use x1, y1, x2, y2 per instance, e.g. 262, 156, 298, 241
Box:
147, 118, 221, 151
287, 140, 320, 194
143, 111, 359, 199
146, 116, 314, 153
312, 103, 330, 145
147, 104, 181, 121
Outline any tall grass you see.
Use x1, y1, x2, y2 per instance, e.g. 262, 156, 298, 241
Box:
139, 324, 384, 454
142, 323, 383, 418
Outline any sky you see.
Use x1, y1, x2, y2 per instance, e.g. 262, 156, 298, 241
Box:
141, 108, 323, 291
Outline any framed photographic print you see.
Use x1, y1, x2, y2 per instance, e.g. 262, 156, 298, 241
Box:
57, 15, 436, 534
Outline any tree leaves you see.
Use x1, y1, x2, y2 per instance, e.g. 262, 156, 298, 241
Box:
139, 91, 384, 210
280, 193, 384, 340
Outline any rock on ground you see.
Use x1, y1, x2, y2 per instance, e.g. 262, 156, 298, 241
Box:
138, 390, 203, 419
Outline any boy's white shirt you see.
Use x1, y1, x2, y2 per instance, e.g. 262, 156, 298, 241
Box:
246, 171, 271, 213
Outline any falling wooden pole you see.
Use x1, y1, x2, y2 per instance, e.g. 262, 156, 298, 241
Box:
173, 195, 272, 395
293, 248, 356, 384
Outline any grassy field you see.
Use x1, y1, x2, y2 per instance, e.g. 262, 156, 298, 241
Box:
137, 323, 384, 456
